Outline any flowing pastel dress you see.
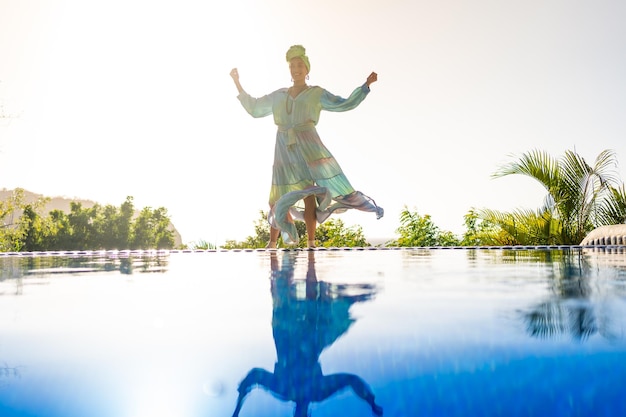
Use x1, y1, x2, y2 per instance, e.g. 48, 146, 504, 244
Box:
237, 84, 383, 244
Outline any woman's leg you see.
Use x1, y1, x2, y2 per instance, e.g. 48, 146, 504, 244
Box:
304, 195, 317, 248
268, 204, 279, 248
268, 227, 279, 248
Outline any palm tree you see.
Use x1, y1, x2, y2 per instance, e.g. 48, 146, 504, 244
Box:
598, 184, 626, 225
480, 149, 622, 245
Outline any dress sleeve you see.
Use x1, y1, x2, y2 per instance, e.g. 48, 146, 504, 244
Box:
237, 91, 274, 118
320, 84, 370, 112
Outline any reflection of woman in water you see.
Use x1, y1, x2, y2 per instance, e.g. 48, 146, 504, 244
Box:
232, 251, 383, 417
230, 45, 383, 248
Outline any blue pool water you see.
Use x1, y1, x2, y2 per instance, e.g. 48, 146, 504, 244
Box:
1, 247, 625, 417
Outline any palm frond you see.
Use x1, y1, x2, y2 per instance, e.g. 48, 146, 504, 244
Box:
493, 150, 560, 193
487, 148, 623, 244
597, 185, 626, 225
559, 149, 618, 239
592, 149, 620, 186
478, 207, 561, 245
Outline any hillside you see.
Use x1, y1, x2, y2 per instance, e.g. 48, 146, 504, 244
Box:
0, 188, 182, 247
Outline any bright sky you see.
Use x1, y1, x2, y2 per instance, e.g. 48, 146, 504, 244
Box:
1, 0, 625, 245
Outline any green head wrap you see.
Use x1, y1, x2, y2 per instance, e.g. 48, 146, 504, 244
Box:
286, 45, 310, 72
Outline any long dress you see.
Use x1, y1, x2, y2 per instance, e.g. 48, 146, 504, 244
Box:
237, 84, 383, 244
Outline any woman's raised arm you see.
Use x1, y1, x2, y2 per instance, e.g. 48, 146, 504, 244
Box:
230, 68, 245, 94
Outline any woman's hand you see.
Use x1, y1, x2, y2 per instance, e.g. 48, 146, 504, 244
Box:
230, 68, 240, 82
230, 68, 244, 93
366, 72, 378, 87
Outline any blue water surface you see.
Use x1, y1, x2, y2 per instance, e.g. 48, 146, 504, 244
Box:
1, 248, 625, 417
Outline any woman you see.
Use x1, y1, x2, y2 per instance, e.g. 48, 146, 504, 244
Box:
230, 45, 383, 248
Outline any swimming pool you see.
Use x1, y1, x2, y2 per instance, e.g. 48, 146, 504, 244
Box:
1, 247, 625, 416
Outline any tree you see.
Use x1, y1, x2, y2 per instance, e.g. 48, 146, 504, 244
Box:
95, 204, 121, 249
391, 207, 460, 247
222, 211, 274, 249
0, 188, 25, 251
91, 196, 135, 249
461, 209, 502, 246
315, 218, 369, 247
152, 207, 175, 249
1, 189, 50, 251
1, 192, 175, 251
480, 149, 623, 245
130, 206, 174, 250
116, 197, 135, 247
475, 208, 560, 246
17, 204, 47, 251
47, 209, 72, 250
597, 184, 626, 225
68, 202, 98, 249
221, 211, 371, 248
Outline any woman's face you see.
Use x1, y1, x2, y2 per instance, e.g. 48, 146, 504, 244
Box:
289, 58, 309, 83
